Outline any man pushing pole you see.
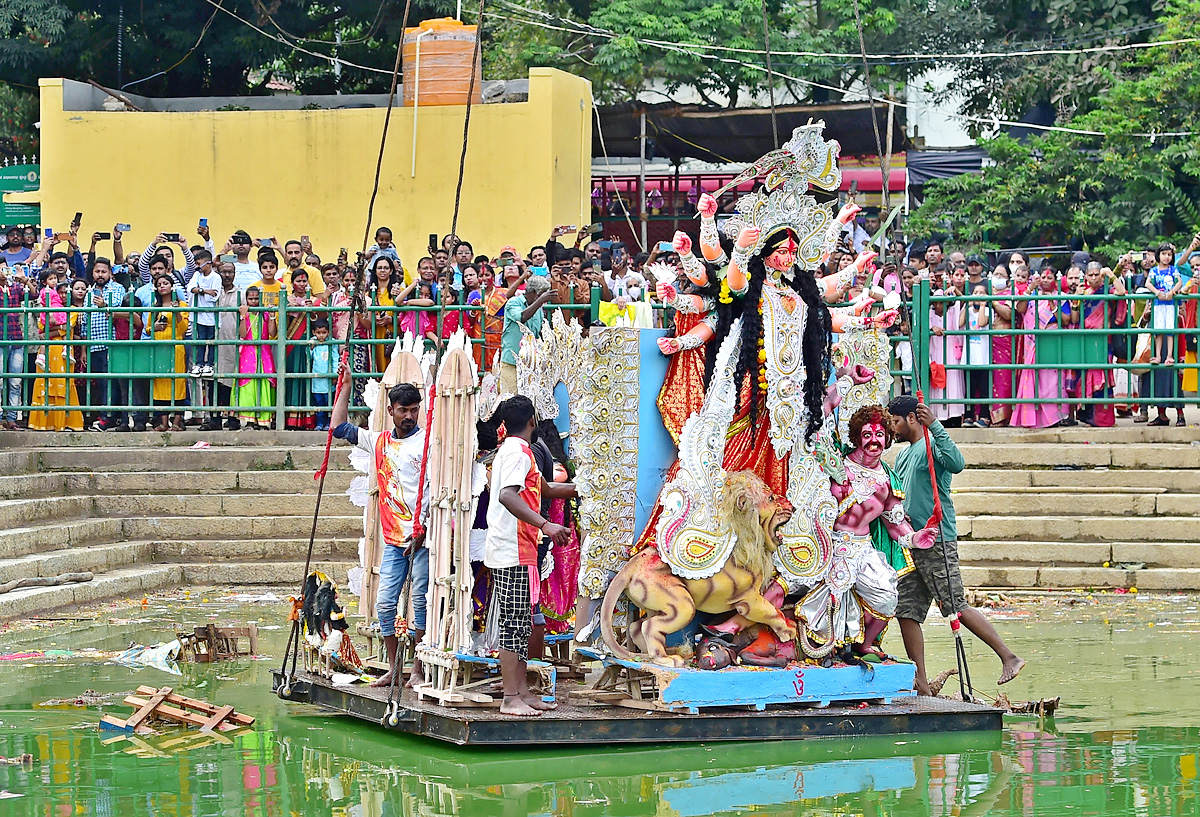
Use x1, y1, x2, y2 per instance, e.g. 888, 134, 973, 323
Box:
887, 394, 1026, 695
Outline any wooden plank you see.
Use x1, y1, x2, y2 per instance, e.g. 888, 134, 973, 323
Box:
122, 696, 241, 732
124, 686, 173, 730
199, 704, 235, 733
134, 686, 255, 726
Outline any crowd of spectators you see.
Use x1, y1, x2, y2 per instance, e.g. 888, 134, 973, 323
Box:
0, 214, 1197, 432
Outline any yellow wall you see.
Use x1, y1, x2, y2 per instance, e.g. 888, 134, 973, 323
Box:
28, 68, 591, 267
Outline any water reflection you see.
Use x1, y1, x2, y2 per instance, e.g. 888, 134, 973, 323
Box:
4, 718, 1199, 816
2, 595, 1199, 816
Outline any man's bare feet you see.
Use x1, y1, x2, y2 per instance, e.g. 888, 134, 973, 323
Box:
998, 655, 1026, 685
369, 669, 396, 688
521, 691, 558, 711
500, 695, 542, 716
405, 668, 425, 689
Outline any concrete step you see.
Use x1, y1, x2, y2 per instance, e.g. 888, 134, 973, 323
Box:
178, 560, 357, 586
0, 541, 153, 584
121, 515, 362, 540
0, 430, 330, 448
960, 540, 1200, 569
947, 426, 1200, 445
61, 470, 355, 496
92, 493, 356, 519
36, 446, 336, 473
961, 563, 1200, 591
0, 472, 65, 500
0, 518, 124, 561
0, 496, 93, 530
960, 515, 1199, 542
950, 469, 1200, 493
953, 442, 1200, 470
0, 564, 183, 620
0, 449, 38, 475
151, 537, 360, 561
953, 492, 1200, 518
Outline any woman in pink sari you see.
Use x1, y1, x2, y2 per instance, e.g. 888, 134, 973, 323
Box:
989, 264, 1016, 426
1078, 265, 1128, 427
234, 286, 278, 429
1012, 270, 1078, 428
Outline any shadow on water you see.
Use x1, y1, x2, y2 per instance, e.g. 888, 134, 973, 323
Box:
1, 594, 1199, 815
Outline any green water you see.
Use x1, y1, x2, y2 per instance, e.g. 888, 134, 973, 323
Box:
1, 591, 1198, 816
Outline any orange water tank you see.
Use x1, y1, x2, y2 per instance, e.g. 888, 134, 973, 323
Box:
402, 18, 483, 107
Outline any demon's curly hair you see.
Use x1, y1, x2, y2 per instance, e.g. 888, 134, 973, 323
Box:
848, 404, 893, 449
705, 229, 833, 444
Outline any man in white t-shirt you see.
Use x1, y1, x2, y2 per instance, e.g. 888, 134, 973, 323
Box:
186, 250, 222, 377
484, 395, 574, 716
332, 378, 430, 688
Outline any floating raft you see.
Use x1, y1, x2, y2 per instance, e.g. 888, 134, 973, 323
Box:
270, 668, 1002, 746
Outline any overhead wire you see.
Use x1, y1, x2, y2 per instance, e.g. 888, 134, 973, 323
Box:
492, 0, 1193, 61
487, 7, 1199, 140
120, 3, 222, 90
251, 0, 391, 47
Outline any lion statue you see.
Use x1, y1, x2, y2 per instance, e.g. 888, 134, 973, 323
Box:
599, 471, 795, 667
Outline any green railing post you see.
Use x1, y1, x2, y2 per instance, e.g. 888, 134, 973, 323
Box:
274, 295, 288, 430
590, 284, 601, 324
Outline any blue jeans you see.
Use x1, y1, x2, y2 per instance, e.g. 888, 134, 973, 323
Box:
376, 544, 429, 636
195, 323, 216, 368
312, 391, 329, 428
0, 344, 22, 422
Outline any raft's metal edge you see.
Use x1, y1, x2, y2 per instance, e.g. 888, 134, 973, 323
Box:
271, 670, 1003, 746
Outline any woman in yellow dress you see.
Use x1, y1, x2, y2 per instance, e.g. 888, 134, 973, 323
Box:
29, 269, 84, 431
363, 257, 399, 374
147, 273, 189, 431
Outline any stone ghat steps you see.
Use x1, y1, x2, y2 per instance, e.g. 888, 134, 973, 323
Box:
957, 514, 1200, 543
0, 560, 357, 620
953, 491, 1200, 518
35, 446, 344, 473
952, 468, 1200, 492
916, 442, 1200, 470
961, 564, 1200, 591
0, 470, 355, 500
0, 512, 362, 562
0, 537, 361, 585
959, 540, 1200, 569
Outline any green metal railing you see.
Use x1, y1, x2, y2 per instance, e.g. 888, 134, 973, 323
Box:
4, 276, 1195, 432
907, 279, 1200, 421
0, 282, 610, 430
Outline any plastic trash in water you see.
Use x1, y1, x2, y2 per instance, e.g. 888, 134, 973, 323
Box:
115, 640, 182, 675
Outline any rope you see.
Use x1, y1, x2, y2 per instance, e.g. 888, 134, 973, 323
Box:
760, 0, 777, 147
410, 384, 438, 540
281, 0, 413, 686
849, 0, 888, 211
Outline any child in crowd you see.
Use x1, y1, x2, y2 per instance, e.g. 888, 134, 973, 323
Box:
1148, 243, 1183, 366
433, 283, 460, 349
310, 318, 333, 430
960, 282, 992, 427
284, 269, 315, 430
187, 251, 221, 377
235, 286, 278, 430
484, 395, 575, 717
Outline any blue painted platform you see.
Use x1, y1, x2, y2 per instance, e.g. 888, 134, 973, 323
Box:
577, 648, 917, 712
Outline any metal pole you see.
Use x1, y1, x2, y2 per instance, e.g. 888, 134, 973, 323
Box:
274, 296, 287, 430
638, 108, 648, 251
882, 82, 896, 245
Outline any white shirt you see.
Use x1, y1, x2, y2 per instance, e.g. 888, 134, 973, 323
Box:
233, 261, 260, 292
187, 269, 222, 325
349, 427, 427, 544
484, 437, 536, 569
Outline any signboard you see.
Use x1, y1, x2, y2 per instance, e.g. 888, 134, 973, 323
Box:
0, 164, 40, 223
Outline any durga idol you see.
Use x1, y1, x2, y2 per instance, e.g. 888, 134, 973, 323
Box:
654, 122, 897, 596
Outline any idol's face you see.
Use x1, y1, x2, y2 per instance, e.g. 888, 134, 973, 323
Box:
765, 235, 798, 272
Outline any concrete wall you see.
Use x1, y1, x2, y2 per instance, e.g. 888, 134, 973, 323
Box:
31, 69, 591, 265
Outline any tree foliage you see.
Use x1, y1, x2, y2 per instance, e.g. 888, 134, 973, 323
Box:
909, 0, 1200, 256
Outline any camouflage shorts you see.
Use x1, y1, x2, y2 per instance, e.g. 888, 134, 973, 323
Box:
895, 539, 969, 623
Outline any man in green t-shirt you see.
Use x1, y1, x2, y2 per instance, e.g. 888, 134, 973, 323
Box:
497, 275, 553, 394
888, 395, 1026, 695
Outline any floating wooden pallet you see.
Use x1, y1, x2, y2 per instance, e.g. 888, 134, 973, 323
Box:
99, 686, 255, 734
177, 623, 259, 662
